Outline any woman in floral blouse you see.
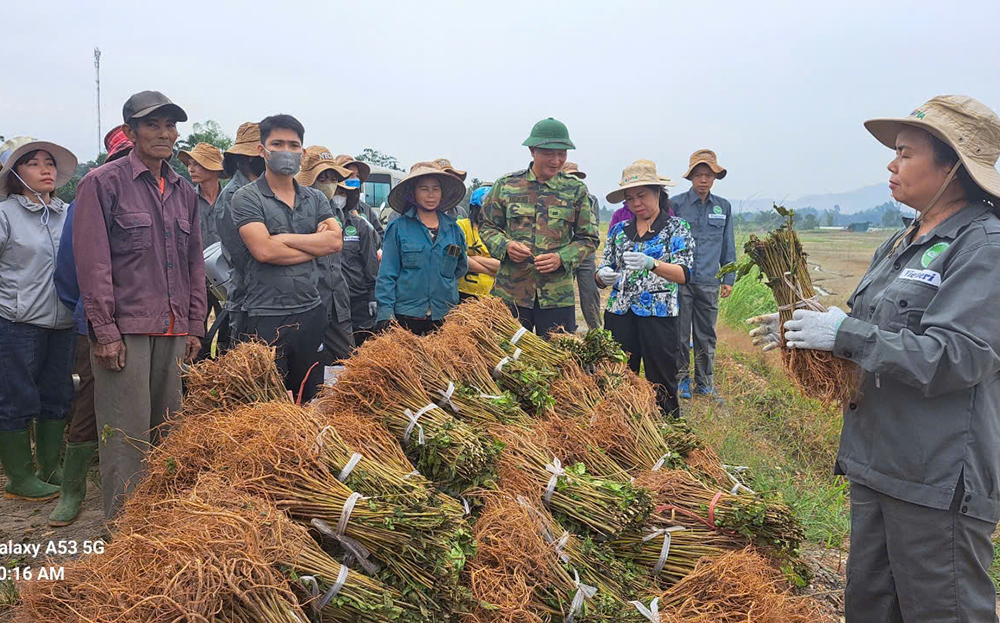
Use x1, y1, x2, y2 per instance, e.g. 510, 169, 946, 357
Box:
597, 160, 695, 417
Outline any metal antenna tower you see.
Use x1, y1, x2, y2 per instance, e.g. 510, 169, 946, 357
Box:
94, 47, 102, 154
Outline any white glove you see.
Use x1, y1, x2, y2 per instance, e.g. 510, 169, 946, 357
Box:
368, 301, 378, 317
622, 251, 655, 271
746, 313, 780, 352
596, 266, 621, 287
783, 307, 848, 352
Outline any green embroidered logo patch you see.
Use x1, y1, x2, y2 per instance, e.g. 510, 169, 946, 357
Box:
345, 225, 357, 236
713, 205, 723, 214
921, 242, 949, 267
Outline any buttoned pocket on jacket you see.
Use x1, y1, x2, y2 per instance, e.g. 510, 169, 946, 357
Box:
112, 212, 153, 252
401, 243, 424, 270
440, 254, 458, 279
883, 279, 937, 334
176, 218, 192, 252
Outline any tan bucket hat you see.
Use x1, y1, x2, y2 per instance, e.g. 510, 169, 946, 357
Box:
178, 142, 224, 173
387, 161, 467, 213
683, 149, 727, 180
606, 160, 676, 204
865, 95, 1000, 203
0, 136, 78, 199
433, 158, 468, 182
332, 154, 371, 184
225, 122, 262, 157
562, 162, 586, 179
296, 146, 353, 187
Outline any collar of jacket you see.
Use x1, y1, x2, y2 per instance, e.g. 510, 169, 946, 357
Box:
127, 149, 182, 185
10, 193, 67, 214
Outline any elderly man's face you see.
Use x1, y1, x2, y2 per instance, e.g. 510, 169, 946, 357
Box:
124, 116, 179, 163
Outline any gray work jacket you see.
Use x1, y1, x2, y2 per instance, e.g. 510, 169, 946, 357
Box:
670, 188, 736, 286
834, 202, 1000, 522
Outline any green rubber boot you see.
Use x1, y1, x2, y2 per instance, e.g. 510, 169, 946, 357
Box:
34, 419, 67, 485
48, 441, 97, 527
0, 429, 61, 501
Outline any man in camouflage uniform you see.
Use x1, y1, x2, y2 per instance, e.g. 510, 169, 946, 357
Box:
480, 117, 599, 336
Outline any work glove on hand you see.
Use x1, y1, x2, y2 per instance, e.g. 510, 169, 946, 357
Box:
596, 266, 622, 287
746, 313, 781, 352
783, 307, 848, 352
368, 301, 378, 317
622, 251, 655, 271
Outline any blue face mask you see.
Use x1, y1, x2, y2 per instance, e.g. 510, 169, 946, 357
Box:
343, 178, 362, 190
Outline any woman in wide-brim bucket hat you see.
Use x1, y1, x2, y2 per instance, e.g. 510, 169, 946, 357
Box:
748, 95, 1000, 621
0, 137, 80, 503
375, 161, 469, 336
597, 160, 694, 418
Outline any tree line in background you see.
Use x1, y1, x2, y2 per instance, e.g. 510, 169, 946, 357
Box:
729, 201, 905, 232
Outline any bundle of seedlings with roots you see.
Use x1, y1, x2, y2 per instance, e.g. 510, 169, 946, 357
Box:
133, 401, 475, 613
322, 326, 502, 493
115, 477, 423, 623
182, 339, 291, 413
551, 327, 630, 370
609, 526, 733, 587
463, 493, 650, 623
491, 424, 653, 539
19, 480, 310, 623
719, 204, 859, 405
635, 469, 804, 561
656, 548, 821, 623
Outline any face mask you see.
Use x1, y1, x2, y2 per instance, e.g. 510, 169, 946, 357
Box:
316, 182, 338, 200
332, 194, 348, 210
263, 147, 301, 176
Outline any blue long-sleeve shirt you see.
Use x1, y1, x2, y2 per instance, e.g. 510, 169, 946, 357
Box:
375, 207, 468, 322
54, 201, 87, 336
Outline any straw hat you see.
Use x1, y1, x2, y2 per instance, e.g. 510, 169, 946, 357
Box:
103, 125, 133, 162
332, 154, 371, 184
387, 161, 466, 213
0, 136, 78, 199
865, 95, 1000, 203
179, 142, 225, 173
682, 149, 727, 180
606, 160, 676, 204
562, 162, 586, 179
296, 146, 353, 187
434, 158, 468, 182
225, 122, 262, 158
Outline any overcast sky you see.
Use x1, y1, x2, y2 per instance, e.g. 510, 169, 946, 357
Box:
3, 0, 999, 210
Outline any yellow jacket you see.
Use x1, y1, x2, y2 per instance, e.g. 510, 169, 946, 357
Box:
457, 218, 495, 297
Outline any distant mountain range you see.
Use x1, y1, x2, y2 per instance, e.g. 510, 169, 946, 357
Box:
734, 183, 896, 214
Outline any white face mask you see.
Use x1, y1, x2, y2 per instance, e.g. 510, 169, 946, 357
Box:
332, 194, 348, 210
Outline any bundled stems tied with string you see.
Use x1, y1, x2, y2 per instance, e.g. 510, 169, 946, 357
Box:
719, 204, 859, 404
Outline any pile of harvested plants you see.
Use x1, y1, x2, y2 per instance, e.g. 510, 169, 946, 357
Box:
720, 204, 858, 404
182, 339, 291, 413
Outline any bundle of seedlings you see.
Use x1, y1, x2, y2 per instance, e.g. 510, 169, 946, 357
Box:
609, 526, 732, 587
635, 469, 803, 560
656, 548, 820, 623
133, 401, 475, 612
551, 327, 630, 370
310, 396, 417, 476
533, 413, 633, 482
117, 476, 422, 623
719, 204, 858, 404
18, 484, 310, 623
323, 326, 502, 493
463, 493, 649, 623
182, 339, 291, 413
492, 424, 653, 539
447, 295, 570, 370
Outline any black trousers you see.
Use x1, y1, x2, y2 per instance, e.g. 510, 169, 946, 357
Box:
603, 311, 680, 418
508, 301, 576, 337
241, 304, 326, 403
320, 315, 356, 365
397, 315, 443, 336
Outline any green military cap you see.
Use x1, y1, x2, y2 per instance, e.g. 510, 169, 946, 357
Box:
522, 117, 576, 150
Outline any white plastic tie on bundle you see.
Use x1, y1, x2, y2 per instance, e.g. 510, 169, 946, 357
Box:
404, 470, 420, 479
553, 530, 570, 564
438, 381, 460, 413
510, 326, 528, 346
544, 457, 566, 506
642, 526, 686, 574
403, 403, 436, 445
337, 452, 364, 482
630, 597, 661, 623
310, 518, 376, 575
317, 565, 350, 610
299, 575, 322, 619
512, 347, 523, 361
479, 393, 506, 400
313, 426, 335, 455
494, 357, 511, 376
651, 452, 671, 471
338, 492, 365, 537
462, 496, 471, 515
564, 570, 597, 623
